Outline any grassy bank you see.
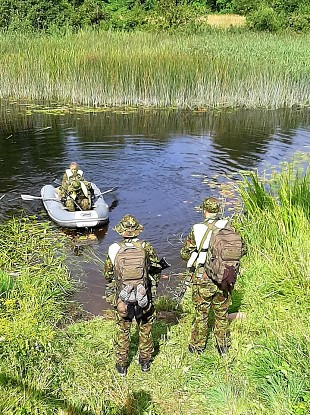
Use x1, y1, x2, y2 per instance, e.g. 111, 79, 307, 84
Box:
0, 159, 309, 414
1, 30, 310, 109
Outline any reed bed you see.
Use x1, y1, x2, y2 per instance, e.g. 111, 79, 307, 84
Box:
0, 30, 310, 108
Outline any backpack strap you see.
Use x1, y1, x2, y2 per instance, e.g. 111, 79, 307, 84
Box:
187, 223, 212, 268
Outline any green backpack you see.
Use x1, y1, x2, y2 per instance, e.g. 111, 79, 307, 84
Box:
114, 241, 148, 292
205, 222, 245, 292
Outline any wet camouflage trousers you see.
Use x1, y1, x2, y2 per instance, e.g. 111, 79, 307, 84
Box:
190, 278, 231, 349
115, 306, 155, 366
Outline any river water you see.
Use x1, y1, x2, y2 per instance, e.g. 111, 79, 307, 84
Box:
0, 101, 309, 314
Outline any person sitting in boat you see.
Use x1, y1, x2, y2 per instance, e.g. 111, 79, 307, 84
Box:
59, 162, 93, 211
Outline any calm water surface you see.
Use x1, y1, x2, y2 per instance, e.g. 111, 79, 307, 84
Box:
0, 102, 309, 314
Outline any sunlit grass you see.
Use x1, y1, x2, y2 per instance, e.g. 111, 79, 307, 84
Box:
0, 30, 310, 108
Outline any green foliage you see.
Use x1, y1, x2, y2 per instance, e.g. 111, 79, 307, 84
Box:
154, 0, 200, 30
214, 0, 234, 13
0, 0, 309, 33
104, 4, 148, 30
271, 0, 308, 14
288, 13, 310, 32
0, 0, 74, 31
73, 0, 110, 28
247, 6, 282, 32
231, 0, 260, 14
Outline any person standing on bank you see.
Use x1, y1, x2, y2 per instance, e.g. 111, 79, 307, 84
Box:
59, 161, 93, 211
103, 214, 162, 376
180, 197, 245, 356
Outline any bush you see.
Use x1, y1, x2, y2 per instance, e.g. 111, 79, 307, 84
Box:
154, 0, 199, 30
247, 6, 282, 32
231, 0, 260, 15
74, 0, 110, 28
288, 13, 310, 32
0, 0, 74, 31
104, 5, 148, 31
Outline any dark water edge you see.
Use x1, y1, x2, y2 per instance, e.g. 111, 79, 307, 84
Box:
0, 101, 309, 314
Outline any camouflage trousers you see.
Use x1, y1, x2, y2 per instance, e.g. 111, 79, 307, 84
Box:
190, 278, 231, 350
115, 306, 155, 366
65, 196, 90, 212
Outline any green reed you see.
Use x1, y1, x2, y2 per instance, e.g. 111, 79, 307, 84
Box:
1, 30, 310, 108
232, 161, 310, 414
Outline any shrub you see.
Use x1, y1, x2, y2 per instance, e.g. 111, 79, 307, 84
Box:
288, 13, 310, 32
154, 0, 199, 30
0, 0, 74, 31
231, 0, 260, 15
74, 0, 110, 27
247, 6, 282, 32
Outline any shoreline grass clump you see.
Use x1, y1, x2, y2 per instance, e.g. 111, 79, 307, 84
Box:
0, 30, 310, 109
0, 216, 76, 414
230, 161, 310, 414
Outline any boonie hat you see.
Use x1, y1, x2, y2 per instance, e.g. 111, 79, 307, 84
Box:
201, 197, 220, 213
114, 214, 144, 237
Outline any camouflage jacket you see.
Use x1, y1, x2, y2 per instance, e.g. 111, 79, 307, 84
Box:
180, 216, 231, 274
103, 237, 161, 303
180, 218, 208, 262
59, 172, 90, 198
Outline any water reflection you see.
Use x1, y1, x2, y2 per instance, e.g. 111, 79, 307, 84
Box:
0, 101, 309, 314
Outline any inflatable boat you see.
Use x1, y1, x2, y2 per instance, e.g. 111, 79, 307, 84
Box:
41, 184, 109, 228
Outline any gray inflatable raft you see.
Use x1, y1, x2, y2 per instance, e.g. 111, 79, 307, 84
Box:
41, 184, 109, 228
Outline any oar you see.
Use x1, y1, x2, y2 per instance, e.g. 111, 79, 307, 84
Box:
0, 194, 5, 201
97, 186, 118, 196
21, 194, 62, 202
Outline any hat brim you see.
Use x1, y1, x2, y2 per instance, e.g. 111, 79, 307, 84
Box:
114, 224, 144, 237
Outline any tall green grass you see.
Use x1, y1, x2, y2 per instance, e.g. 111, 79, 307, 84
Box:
0, 30, 310, 108
0, 216, 76, 414
232, 162, 310, 414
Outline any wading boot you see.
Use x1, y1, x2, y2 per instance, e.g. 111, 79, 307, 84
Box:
188, 344, 204, 355
216, 343, 229, 357
115, 363, 127, 377
138, 356, 151, 372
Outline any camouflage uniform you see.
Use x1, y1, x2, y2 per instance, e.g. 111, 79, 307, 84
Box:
103, 215, 161, 370
180, 197, 231, 354
59, 162, 92, 211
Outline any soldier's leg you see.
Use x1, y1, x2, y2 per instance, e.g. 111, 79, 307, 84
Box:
65, 199, 75, 212
115, 312, 132, 367
212, 290, 231, 350
190, 283, 214, 351
137, 306, 155, 366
